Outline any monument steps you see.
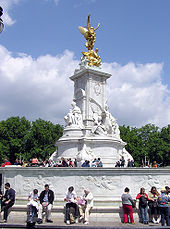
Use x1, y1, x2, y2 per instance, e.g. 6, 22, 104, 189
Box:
7, 208, 142, 223
12, 198, 140, 218
14, 198, 126, 208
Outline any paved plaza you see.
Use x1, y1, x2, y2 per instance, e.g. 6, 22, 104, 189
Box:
0, 212, 168, 228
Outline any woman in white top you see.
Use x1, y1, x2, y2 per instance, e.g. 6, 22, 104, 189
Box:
64, 186, 79, 225
27, 189, 39, 222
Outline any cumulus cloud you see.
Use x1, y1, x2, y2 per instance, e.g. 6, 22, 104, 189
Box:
102, 62, 170, 127
0, 0, 59, 26
0, 45, 169, 128
0, 45, 78, 124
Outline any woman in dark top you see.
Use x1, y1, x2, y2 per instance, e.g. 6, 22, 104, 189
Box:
136, 187, 149, 224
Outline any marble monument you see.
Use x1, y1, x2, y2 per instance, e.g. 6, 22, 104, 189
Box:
53, 15, 133, 167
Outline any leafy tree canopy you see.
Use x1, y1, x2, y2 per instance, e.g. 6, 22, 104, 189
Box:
0, 117, 63, 164
120, 124, 170, 167
0, 117, 169, 167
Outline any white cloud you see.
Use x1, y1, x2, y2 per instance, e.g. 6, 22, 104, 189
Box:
0, 45, 169, 128
0, 0, 59, 26
102, 62, 170, 127
0, 45, 78, 124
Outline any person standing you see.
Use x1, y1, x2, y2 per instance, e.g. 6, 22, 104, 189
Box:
148, 186, 160, 223
127, 159, 132, 167
37, 184, 54, 224
61, 157, 68, 167
78, 189, 93, 225
74, 159, 77, 167
1, 183, 15, 222
157, 187, 170, 226
120, 156, 125, 167
136, 187, 149, 224
64, 186, 79, 225
165, 186, 170, 219
121, 187, 135, 224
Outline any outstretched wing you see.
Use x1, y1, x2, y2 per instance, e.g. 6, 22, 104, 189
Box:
78, 26, 88, 35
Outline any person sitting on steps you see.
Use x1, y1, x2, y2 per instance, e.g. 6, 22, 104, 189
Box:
64, 186, 79, 225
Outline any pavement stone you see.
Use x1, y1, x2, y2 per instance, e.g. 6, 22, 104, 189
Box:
0, 212, 167, 228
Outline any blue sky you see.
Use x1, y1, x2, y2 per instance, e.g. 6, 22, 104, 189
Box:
0, 0, 169, 127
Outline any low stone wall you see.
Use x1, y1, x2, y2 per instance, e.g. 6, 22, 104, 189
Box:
0, 167, 169, 200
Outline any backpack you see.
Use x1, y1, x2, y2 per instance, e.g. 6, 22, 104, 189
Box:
158, 195, 168, 206
139, 195, 147, 207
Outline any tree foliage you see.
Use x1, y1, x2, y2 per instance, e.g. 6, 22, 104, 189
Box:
120, 124, 170, 166
0, 117, 63, 164
0, 116, 169, 167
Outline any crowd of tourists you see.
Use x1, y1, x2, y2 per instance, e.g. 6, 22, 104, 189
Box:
0, 157, 103, 168
0, 183, 93, 226
115, 156, 135, 167
1, 182, 170, 226
121, 186, 170, 226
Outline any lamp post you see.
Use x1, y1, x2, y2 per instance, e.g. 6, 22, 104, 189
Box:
0, 6, 4, 33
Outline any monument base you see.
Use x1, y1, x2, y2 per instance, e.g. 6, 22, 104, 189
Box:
54, 62, 133, 167
56, 135, 126, 167
1, 167, 169, 199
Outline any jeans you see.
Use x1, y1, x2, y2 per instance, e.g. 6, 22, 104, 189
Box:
160, 207, 170, 226
139, 205, 148, 223
1, 200, 14, 220
168, 207, 170, 219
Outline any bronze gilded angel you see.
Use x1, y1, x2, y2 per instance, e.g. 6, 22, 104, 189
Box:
79, 14, 100, 51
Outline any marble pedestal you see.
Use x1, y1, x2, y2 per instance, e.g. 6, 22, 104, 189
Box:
57, 134, 126, 167
55, 60, 132, 167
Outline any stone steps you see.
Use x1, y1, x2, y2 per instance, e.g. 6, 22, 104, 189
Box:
11, 204, 140, 215
12, 204, 125, 212
15, 198, 123, 206
11, 198, 140, 222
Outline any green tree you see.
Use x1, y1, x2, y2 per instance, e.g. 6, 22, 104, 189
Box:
160, 125, 170, 166
120, 124, 170, 167
120, 125, 145, 166
0, 116, 31, 163
25, 119, 63, 161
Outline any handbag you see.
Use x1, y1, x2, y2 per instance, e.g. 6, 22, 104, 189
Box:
132, 199, 136, 208
78, 198, 86, 206
153, 201, 158, 208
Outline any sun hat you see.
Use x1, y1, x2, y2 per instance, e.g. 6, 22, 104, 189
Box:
161, 186, 166, 192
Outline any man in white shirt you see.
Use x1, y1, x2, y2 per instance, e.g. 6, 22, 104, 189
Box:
64, 186, 79, 225
79, 189, 93, 225
37, 184, 54, 224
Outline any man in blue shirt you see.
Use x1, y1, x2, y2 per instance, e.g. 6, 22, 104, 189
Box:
157, 187, 170, 226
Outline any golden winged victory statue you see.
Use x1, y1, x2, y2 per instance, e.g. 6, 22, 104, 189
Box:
78, 14, 101, 67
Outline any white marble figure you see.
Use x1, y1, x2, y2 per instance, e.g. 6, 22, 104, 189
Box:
91, 101, 120, 139
64, 102, 83, 128
101, 104, 120, 139
76, 56, 102, 73
92, 113, 107, 136
49, 150, 58, 163
76, 144, 96, 166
